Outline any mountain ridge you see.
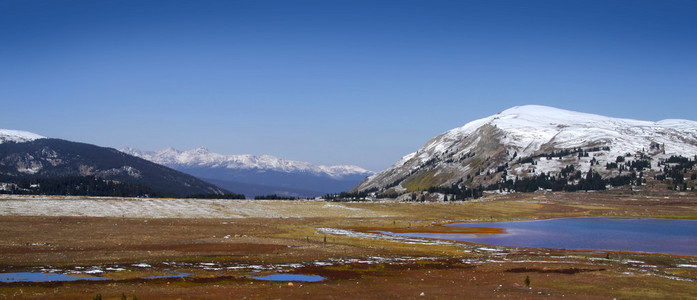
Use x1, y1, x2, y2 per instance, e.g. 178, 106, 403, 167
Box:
120, 147, 373, 179
0, 132, 229, 197
122, 147, 375, 198
354, 105, 697, 195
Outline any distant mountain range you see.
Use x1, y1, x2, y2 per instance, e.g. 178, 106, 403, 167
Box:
121, 147, 375, 198
9, 104, 692, 200
354, 105, 697, 198
0, 130, 227, 197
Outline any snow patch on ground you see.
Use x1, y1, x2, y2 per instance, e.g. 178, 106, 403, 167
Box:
0, 195, 388, 218
322, 203, 361, 211
317, 228, 458, 246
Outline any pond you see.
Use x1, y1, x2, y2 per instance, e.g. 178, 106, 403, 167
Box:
0, 271, 326, 283
378, 217, 697, 256
0, 272, 109, 283
247, 274, 325, 282
143, 272, 193, 279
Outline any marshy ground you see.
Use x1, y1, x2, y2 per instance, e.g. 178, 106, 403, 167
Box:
1, 191, 696, 299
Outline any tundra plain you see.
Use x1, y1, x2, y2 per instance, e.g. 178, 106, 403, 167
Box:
1, 192, 697, 299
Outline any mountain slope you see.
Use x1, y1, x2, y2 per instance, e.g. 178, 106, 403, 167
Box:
0, 136, 228, 197
201, 178, 322, 199
121, 147, 374, 198
353, 105, 697, 195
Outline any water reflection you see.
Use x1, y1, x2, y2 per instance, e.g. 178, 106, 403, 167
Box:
381, 217, 697, 256
247, 274, 325, 282
0, 272, 109, 283
143, 272, 193, 279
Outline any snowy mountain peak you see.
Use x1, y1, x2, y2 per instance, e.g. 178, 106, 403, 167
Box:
354, 105, 697, 193
121, 147, 374, 179
499, 104, 593, 117
493, 105, 697, 128
160, 147, 180, 154
0, 129, 45, 144
420, 104, 697, 161
191, 146, 210, 154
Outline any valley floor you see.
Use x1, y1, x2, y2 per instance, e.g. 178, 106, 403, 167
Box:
1, 191, 696, 299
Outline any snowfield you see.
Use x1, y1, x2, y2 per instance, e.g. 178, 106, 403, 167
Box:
416, 105, 697, 165
0, 195, 389, 218
0, 129, 45, 144
356, 105, 697, 192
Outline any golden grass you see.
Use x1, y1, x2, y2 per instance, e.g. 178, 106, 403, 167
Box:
401, 170, 453, 192
1, 191, 697, 299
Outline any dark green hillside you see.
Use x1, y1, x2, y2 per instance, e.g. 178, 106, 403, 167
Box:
0, 175, 165, 197
0, 139, 228, 197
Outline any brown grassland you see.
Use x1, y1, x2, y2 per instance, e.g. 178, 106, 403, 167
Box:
1, 191, 697, 299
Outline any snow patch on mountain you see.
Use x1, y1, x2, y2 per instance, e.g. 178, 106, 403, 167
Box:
355, 105, 697, 193
0, 129, 45, 144
407, 105, 697, 165
121, 147, 374, 179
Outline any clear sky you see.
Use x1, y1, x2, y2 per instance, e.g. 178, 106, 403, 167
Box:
1, 0, 696, 171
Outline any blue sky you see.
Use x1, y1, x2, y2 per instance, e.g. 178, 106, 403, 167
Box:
1, 0, 696, 171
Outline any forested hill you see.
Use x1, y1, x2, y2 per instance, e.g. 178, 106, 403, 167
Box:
0, 138, 229, 197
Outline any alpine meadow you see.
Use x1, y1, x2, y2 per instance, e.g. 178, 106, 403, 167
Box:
2, 1, 697, 299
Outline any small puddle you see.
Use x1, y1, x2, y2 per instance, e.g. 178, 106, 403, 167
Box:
247, 274, 325, 282
143, 272, 193, 279
0, 271, 192, 283
0, 272, 109, 283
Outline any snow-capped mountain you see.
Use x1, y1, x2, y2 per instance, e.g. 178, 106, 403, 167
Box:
0, 129, 45, 144
0, 129, 228, 197
353, 105, 697, 194
121, 147, 372, 179
121, 147, 374, 198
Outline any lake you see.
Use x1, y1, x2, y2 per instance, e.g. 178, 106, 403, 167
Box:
379, 217, 697, 256
0, 272, 108, 283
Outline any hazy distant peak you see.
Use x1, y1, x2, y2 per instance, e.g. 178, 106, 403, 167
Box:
159, 147, 180, 154
121, 147, 374, 178
190, 146, 210, 154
